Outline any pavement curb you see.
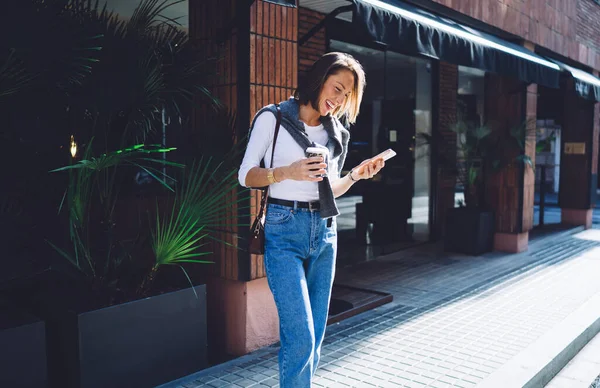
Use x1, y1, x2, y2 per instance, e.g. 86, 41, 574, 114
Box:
478, 291, 600, 388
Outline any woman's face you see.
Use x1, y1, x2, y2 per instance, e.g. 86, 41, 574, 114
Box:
317, 69, 355, 117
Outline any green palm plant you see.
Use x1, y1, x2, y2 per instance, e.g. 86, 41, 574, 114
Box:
450, 119, 493, 207
418, 116, 495, 208
510, 118, 557, 170
0, 50, 37, 99
48, 142, 183, 281
0, 0, 105, 98
421, 115, 552, 209
140, 155, 251, 295
3, 0, 241, 304
64, 0, 220, 149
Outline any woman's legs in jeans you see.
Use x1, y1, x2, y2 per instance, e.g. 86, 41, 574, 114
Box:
306, 217, 337, 373
264, 206, 337, 388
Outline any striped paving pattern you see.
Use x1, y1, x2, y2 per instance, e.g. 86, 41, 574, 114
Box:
165, 228, 600, 388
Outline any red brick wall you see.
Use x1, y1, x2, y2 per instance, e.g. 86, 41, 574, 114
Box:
559, 78, 597, 209
191, 0, 239, 280
484, 74, 526, 234
577, 0, 600, 68
434, 62, 458, 237
193, 1, 299, 281
248, 0, 299, 280
298, 8, 326, 74
431, 0, 600, 71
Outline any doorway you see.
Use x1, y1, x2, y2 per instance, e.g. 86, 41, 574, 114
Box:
329, 40, 433, 266
534, 85, 563, 228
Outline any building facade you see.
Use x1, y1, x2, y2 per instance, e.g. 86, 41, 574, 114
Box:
193, 0, 600, 360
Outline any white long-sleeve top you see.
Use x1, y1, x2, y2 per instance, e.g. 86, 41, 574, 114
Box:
238, 111, 340, 202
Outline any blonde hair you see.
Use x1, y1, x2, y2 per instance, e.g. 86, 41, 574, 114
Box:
295, 52, 366, 124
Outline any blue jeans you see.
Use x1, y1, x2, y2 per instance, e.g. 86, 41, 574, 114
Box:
264, 202, 337, 388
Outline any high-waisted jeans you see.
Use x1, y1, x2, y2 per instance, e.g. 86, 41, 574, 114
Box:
264, 202, 337, 388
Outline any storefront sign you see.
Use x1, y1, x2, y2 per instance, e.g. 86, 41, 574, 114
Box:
564, 142, 586, 155
575, 80, 591, 99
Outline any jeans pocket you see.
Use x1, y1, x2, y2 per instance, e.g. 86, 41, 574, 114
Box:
265, 207, 293, 225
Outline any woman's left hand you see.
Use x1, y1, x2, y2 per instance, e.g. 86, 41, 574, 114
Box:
351, 158, 385, 181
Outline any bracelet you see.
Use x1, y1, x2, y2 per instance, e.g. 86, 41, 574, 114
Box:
266, 168, 276, 184
348, 169, 359, 182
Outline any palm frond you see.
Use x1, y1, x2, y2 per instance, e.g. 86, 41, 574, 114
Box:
128, 0, 186, 33
50, 143, 181, 173
0, 0, 104, 98
0, 50, 37, 99
151, 158, 250, 270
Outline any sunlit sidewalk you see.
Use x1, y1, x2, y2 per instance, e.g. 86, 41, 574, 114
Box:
160, 226, 600, 388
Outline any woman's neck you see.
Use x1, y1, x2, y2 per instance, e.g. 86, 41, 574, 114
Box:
298, 102, 321, 127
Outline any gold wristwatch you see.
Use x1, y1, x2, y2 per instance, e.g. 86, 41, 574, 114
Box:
267, 168, 277, 184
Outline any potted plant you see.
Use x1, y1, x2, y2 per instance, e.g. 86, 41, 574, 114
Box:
0, 1, 247, 387
0, 298, 47, 388
43, 146, 243, 388
0, 199, 48, 388
441, 118, 497, 255
422, 112, 544, 255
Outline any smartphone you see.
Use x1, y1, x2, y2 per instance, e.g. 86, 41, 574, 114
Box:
371, 148, 397, 162
305, 147, 329, 178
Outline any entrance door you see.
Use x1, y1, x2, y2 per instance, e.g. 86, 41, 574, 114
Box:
328, 40, 433, 265
361, 100, 415, 245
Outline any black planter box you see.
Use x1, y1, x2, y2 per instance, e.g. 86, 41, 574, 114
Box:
444, 207, 495, 255
47, 285, 208, 388
0, 309, 48, 388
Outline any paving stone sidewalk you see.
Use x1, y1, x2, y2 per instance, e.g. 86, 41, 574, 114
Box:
162, 227, 600, 388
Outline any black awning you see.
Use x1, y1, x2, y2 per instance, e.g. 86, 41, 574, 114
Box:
551, 60, 600, 101
263, 0, 297, 7
351, 0, 562, 88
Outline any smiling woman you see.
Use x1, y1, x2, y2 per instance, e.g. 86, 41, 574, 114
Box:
237, 52, 388, 387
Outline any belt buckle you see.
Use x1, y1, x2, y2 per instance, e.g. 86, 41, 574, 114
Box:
308, 201, 318, 212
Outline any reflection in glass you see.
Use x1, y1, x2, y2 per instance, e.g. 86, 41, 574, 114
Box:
456, 66, 486, 207
98, 0, 189, 32
329, 40, 432, 264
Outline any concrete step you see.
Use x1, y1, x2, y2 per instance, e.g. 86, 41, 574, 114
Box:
479, 292, 600, 388
545, 332, 600, 388
479, 228, 600, 388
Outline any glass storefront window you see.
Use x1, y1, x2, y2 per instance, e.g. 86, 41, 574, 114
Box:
456, 66, 486, 207
98, 0, 189, 32
458, 66, 485, 125
329, 40, 432, 262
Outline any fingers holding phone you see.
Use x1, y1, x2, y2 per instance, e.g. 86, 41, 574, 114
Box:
354, 158, 385, 180
352, 149, 394, 181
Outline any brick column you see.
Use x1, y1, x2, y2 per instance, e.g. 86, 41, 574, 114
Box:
298, 8, 327, 74
484, 73, 535, 253
558, 77, 598, 229
195, 0, 299, 360
432, 62, 458, 239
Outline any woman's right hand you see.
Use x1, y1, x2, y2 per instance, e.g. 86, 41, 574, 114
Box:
283, 156, 327, 182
